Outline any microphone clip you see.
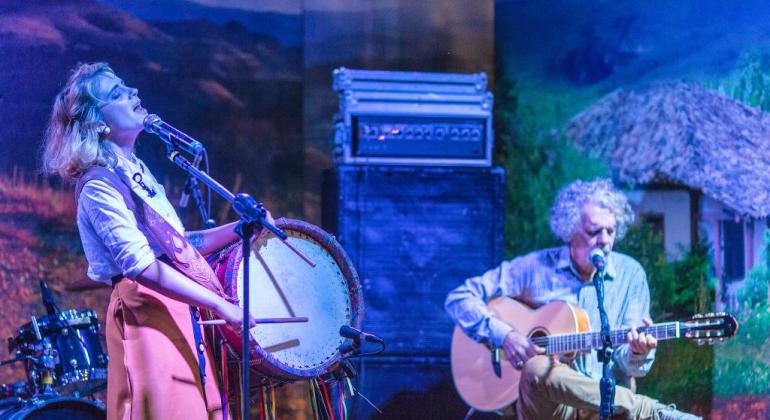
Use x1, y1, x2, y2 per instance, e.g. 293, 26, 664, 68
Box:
339, 340, 360, 355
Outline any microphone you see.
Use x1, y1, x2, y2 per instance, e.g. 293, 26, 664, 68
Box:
40, 280, 58, 316
143, 114, 205, 156
339, 325, 385, 345
589, 248, 607, 271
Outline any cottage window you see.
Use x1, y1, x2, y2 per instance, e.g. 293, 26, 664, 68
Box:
720, 220, 745, 280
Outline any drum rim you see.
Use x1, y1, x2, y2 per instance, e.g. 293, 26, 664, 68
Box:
218, 218, 364, 379
48, 309, 98, 321
58, 367, 108, 386
16, 309, 98, 332
1, 396, 106, 415
11, 309, 101, 349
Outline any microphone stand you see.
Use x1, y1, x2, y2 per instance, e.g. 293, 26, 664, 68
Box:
181, 151, 216, 229
187, 168, 216, 229
593, 267, 615, 419
163, 146, 290, 420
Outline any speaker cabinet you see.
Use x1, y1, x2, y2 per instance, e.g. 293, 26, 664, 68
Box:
322, 165, 505, 357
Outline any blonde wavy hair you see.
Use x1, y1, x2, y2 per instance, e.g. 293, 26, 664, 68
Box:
42, 62, 120, 181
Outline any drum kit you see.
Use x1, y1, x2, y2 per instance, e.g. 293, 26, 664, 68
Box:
0, 304, 108, 419
0, 218, 365, 419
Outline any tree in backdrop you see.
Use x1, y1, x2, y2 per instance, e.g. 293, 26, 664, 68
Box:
713, 230, 770, 397
619, 223, 717, 416
707, 52, 770, 402
493, 65, 609, 258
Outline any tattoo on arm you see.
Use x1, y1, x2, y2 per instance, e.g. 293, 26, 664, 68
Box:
187, 232, 205, 249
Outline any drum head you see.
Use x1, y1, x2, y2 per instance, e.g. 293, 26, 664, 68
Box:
219, 218, 363, 379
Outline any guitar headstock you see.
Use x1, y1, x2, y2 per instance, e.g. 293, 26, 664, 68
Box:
684, 312, 739, 345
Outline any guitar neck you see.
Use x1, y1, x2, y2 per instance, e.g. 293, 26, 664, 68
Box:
534, 322, 682, 354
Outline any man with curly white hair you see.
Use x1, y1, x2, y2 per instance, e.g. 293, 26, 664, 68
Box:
446, 178, 700, 420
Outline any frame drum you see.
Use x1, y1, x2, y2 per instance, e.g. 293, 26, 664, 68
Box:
212, 218, 363, 380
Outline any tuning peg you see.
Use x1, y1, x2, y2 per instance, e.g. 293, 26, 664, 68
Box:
692, 314, 703, 319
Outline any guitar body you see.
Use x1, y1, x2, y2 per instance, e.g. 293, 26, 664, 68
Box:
450, 299, 590, 412
451, 298, 738, 412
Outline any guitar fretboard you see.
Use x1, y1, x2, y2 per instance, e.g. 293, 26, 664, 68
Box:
531, 322, 681, 354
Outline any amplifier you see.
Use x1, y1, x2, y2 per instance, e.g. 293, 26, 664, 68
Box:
322, 165, 505, 356
332, 68, 494, 167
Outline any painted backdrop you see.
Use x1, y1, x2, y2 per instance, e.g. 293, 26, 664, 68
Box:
0, 0, 492, 418
496, 0, 770, 418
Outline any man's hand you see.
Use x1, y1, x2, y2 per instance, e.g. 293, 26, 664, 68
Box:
627, 318, 657, 355
502, 330, 545, 369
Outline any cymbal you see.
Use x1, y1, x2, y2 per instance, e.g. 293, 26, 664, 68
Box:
65, 277, 109, 292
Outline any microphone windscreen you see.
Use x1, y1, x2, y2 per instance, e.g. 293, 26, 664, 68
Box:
143, 114, 160, 133
589, 248, 606, 269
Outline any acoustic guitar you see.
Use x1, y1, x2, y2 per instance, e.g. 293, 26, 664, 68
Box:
450, 298, 739, 412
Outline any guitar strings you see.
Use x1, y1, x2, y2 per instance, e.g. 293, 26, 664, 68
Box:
531, 322, 683, 351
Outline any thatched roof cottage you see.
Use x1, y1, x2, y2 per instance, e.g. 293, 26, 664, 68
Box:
567, 82, 770, 310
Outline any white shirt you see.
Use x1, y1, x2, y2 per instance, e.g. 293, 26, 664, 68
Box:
77, 154, 185, 284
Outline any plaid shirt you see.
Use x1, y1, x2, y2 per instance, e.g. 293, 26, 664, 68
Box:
445, 245, 656, 382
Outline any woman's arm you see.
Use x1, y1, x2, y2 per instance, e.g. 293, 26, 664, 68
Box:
186, 212, 274, 256
135, 260, 252, 327
79, 181, 251, 326
186, 221, 239, 256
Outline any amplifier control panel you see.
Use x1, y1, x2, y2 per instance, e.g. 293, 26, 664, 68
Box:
353, 116, 486, 159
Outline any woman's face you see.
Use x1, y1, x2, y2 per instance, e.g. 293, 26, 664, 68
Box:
94, 72, 147, 140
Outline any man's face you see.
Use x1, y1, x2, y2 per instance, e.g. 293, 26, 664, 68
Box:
570, 203, 617, 278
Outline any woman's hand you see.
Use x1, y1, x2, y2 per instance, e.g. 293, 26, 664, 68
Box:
215, 300, 256, 330
255, 209, 275, 238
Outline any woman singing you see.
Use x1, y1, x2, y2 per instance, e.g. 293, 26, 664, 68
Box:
42, 62, 258, 419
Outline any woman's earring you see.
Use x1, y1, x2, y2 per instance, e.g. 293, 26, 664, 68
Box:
98, 125, 111, 137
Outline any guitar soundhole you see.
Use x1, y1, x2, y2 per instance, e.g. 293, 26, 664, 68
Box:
530, 328, 548, 345
530, 328, 574, 361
